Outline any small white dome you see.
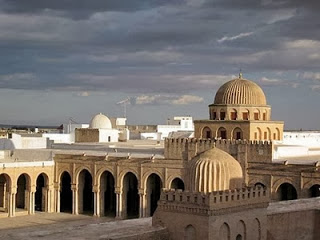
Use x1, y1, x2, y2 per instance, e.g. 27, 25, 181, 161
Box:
89, 113, 112, 129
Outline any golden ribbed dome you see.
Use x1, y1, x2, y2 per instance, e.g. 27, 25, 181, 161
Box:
189, 147, 243, 193
214, 78, 267, 105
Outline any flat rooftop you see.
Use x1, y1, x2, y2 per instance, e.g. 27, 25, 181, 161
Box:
0, 213, 167, 240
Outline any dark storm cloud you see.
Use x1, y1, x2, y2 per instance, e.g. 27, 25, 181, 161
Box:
0, 0, 319, 93
0, 0, 179, 19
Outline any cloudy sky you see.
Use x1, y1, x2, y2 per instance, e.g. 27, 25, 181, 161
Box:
0, 0, 319, 129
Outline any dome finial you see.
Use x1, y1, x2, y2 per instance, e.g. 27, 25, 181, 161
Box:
239, 68, 243, 79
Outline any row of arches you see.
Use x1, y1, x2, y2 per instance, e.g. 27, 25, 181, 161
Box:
0, 173, 49, 214
210, 108, 269, 121
59, 170, 185, 218
202, 127, 243, 140
254, 182, 320, 201
201, 126, 281, 141
254, 127, 281, 141
184, 219, 261, 240
219, 219, 261, 240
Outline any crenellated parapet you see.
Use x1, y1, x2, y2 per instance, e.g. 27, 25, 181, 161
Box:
164, 138, 273, 163
158, 186, 269, 216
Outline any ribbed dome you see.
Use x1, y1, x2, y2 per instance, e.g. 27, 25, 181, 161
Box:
89, 113, 112, 129
214, 78, 267, 105
189, 147, 243, 193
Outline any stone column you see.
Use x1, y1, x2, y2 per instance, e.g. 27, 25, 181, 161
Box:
55, 189, 60, 213
139, 189, 146, 218
29, 186, 36, 214
71, 184, 78, 215
115, 188, 123, 219
9, 188, 16, 217
47, 185, 53, 213
93, 185, 100, 217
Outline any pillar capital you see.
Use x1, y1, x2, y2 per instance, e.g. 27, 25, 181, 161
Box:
138, 188, 146, 195
92, 185, 100, 193
9, 187, 17, 194
115, 187, 122, 194
30, 186, 36, 193
71, 184, 78, 191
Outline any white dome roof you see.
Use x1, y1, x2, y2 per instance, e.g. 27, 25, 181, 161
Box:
89, 113, 112, 129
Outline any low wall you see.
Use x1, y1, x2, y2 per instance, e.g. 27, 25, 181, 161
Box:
267, 198, 320, 240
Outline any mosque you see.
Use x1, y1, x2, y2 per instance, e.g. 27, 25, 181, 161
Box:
0, 74, 319, 240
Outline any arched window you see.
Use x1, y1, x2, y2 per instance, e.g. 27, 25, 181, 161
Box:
257, 127, 262, 140
267, 128, 271, 140
242, 110, 249, 120
276, 128, 281, 140
232, 127, 243, 140
254, 109, 260, 120
276, 183, 297, 201
202, 127, 212, 139
184, 225, 196, 240
217, 127, 227, 139
230, 109, 237, 120
171, 178, 185, 190
309, 184, 320, 198
220, 110, 226, 120
219, 223, 230, 240
254, 182, 266, 188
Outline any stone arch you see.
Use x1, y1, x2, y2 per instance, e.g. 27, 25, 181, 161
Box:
256, 127, 262, 140
60, 171, 72, 213
232, 127, 243, 140
170, 177, 185, 190
237, 220, 246, 240
254, 109, 260, 120
219, 222, 230, 240
35, 172, 49, 212
230, 108, 238, 120
262, 110, 267, 120
142, 171, 164, 189
252, 218, 261, 240
74, 166, 92, 184
248, 178, 267, 188
242, 109, 250, 120
217, 127, 227, 139
16, 173, 31, 210
254, 182, 266, 188
122, 172, 139, 218
266, 127, 271, 140
236, 234, 243, 240
100, 170, 116, 216
0, 173, 12, 213
58, 169, 72, 184
119, 169, 139, 189
78, 169, 93, 214
96, 167, 115, 185
220, 109, 226, 120
184, 224, 196, 240
276, 128, 281, 140
273, 178, 298, 195
146, 173, 162, 216
309, 184, 320, 198
201, 126, 212, 139
276, 182, 298, 201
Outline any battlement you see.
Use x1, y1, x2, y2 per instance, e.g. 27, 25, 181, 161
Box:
158, 186, 269, 215
164, 138, 273, 163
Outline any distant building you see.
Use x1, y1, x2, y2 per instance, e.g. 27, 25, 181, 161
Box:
75, 113, 120, 143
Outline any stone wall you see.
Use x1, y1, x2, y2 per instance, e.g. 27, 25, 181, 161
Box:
164, 138, 273, 163
75, 128, 99, 143
267, 198, 320, 240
